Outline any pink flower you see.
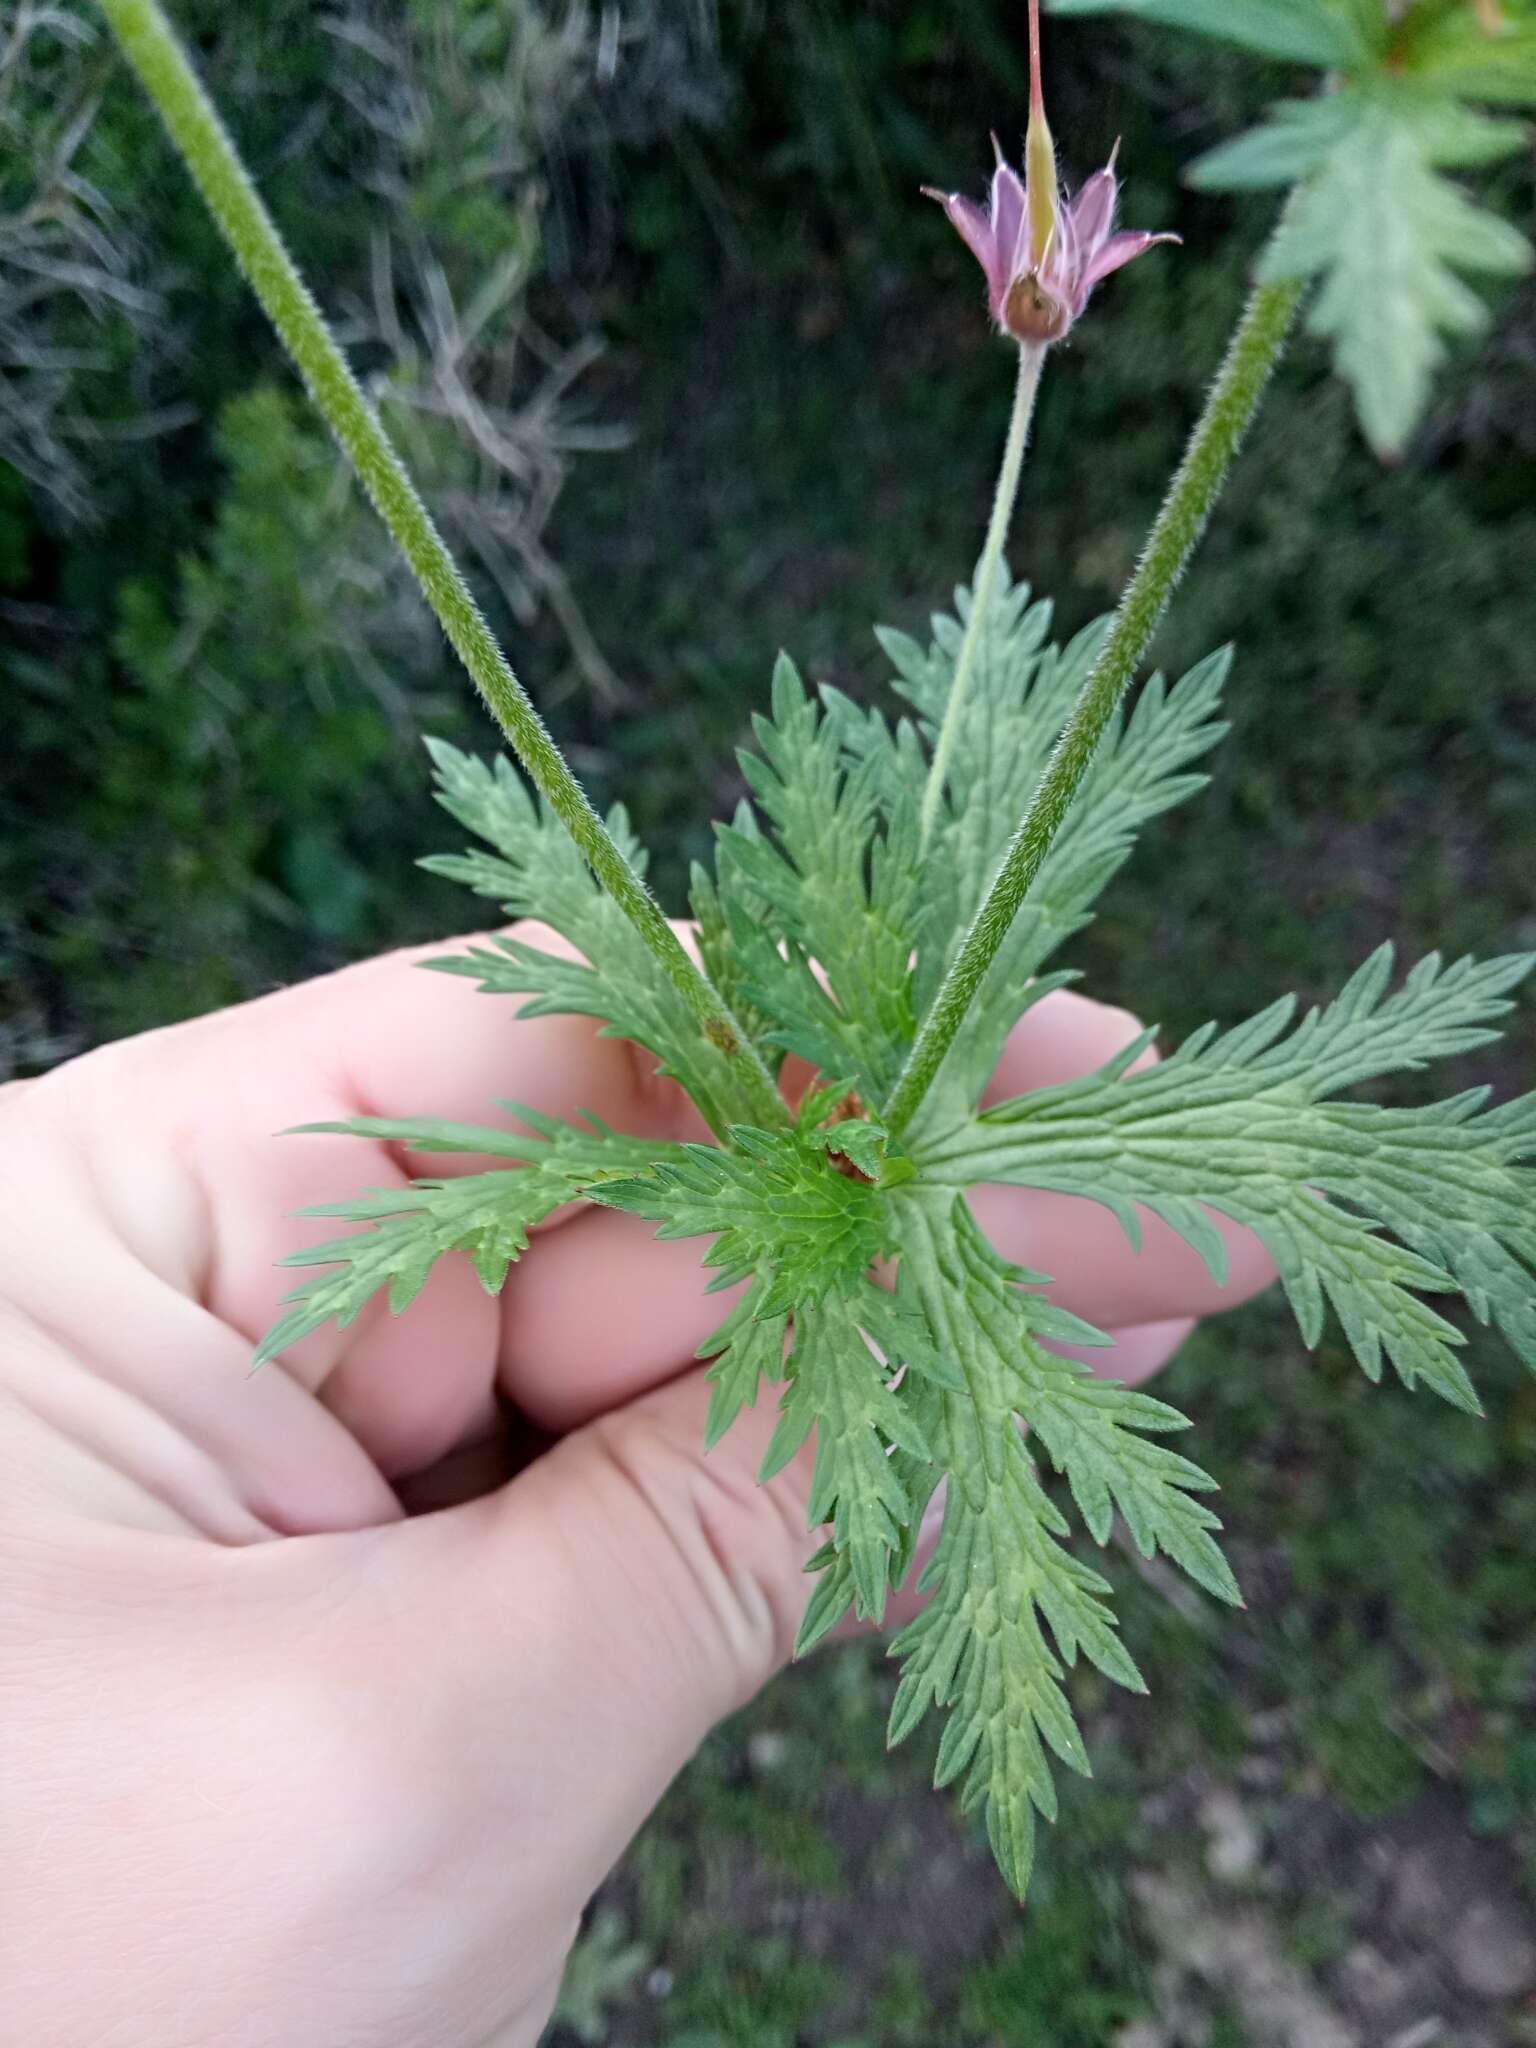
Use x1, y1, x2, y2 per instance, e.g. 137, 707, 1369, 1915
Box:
926, 137, 1180, 346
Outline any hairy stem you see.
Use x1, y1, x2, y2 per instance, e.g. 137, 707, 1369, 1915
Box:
886, 268, 1304, 1137
921, 342, 1046, 849
99, 0, 785, 1132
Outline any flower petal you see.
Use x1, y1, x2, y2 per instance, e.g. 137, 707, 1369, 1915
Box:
925, 187, 1003, 297
1069, 164, 1119, 254
989, 151, 1028, 285
1047, 201, 1080, 293
1080, 228, 1180, 298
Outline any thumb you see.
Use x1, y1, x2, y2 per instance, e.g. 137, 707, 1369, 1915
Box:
374, 1364, 820, 1913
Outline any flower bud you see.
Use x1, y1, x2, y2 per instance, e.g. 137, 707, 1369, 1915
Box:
925, 4, 1177, 350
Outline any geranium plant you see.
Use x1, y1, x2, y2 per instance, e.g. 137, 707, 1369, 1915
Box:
100, 0, 1535, 1896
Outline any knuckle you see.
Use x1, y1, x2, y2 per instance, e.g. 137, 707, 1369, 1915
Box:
579, 1405, 814, 1711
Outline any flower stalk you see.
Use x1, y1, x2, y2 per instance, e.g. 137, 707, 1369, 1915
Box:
98, 0, 785, 1134
885, 263, 1305, 1139
920, 341, 1046, 848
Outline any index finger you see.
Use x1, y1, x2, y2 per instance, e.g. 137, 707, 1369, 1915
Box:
40, 924, 703, 1483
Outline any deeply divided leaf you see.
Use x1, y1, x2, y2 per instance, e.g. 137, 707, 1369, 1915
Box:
257, 1107, 672, 1363
920, 946, 1536, 1402
264, 566, 1536, 1899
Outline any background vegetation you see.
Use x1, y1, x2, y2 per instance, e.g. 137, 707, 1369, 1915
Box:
4, 3, 1534, 2040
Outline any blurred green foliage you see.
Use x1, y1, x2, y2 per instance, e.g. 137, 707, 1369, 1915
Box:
1, 0, 708, 1060
5, 3, 1535, 2031
6, 3, 1532, 1067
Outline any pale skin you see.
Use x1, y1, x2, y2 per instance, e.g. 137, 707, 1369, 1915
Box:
0, 923, 1277, 2047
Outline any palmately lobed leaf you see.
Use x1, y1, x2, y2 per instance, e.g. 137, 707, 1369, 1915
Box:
258, 1171, 565, 1363
589, 1121, 891, 1314
265, 565, 1536, 1901
712, 653, 922, 1103
418, 739, 748, 1137
879, 575, 1230, 1123
692, 1283, 789, 1450
255, 1109, 674, 1365
1247, 92, 1531, 457
759, 1287, 939, 1624
882, 1190, 1192, 1895
920, 945, 1536, 1412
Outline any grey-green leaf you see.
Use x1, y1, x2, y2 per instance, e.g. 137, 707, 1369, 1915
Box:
921, 949, 1536, 1406
882, 1190, 1226, 1895
1252, 93, 1532, 457
256, 1111, 665, 1363
1046, 0, 1359, 68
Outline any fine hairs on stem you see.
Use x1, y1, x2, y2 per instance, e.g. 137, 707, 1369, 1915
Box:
920, 342, 1046, 849
97, 0, 785, 1137
883, 266, 1304, 1138
103, 0, 1302, 1155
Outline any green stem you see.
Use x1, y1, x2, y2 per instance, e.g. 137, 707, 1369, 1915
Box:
99, 0, 785, 1132
921, 342, 1046, 848
885, 267, 1304, 1138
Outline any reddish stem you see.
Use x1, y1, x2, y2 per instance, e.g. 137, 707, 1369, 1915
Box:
1029, 0, 1044, 117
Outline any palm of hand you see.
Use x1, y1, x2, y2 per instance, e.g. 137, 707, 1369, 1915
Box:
0, 928, 1272, 2048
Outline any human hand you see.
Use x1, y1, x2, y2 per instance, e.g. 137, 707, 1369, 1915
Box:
0, 927, 1275, 2047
